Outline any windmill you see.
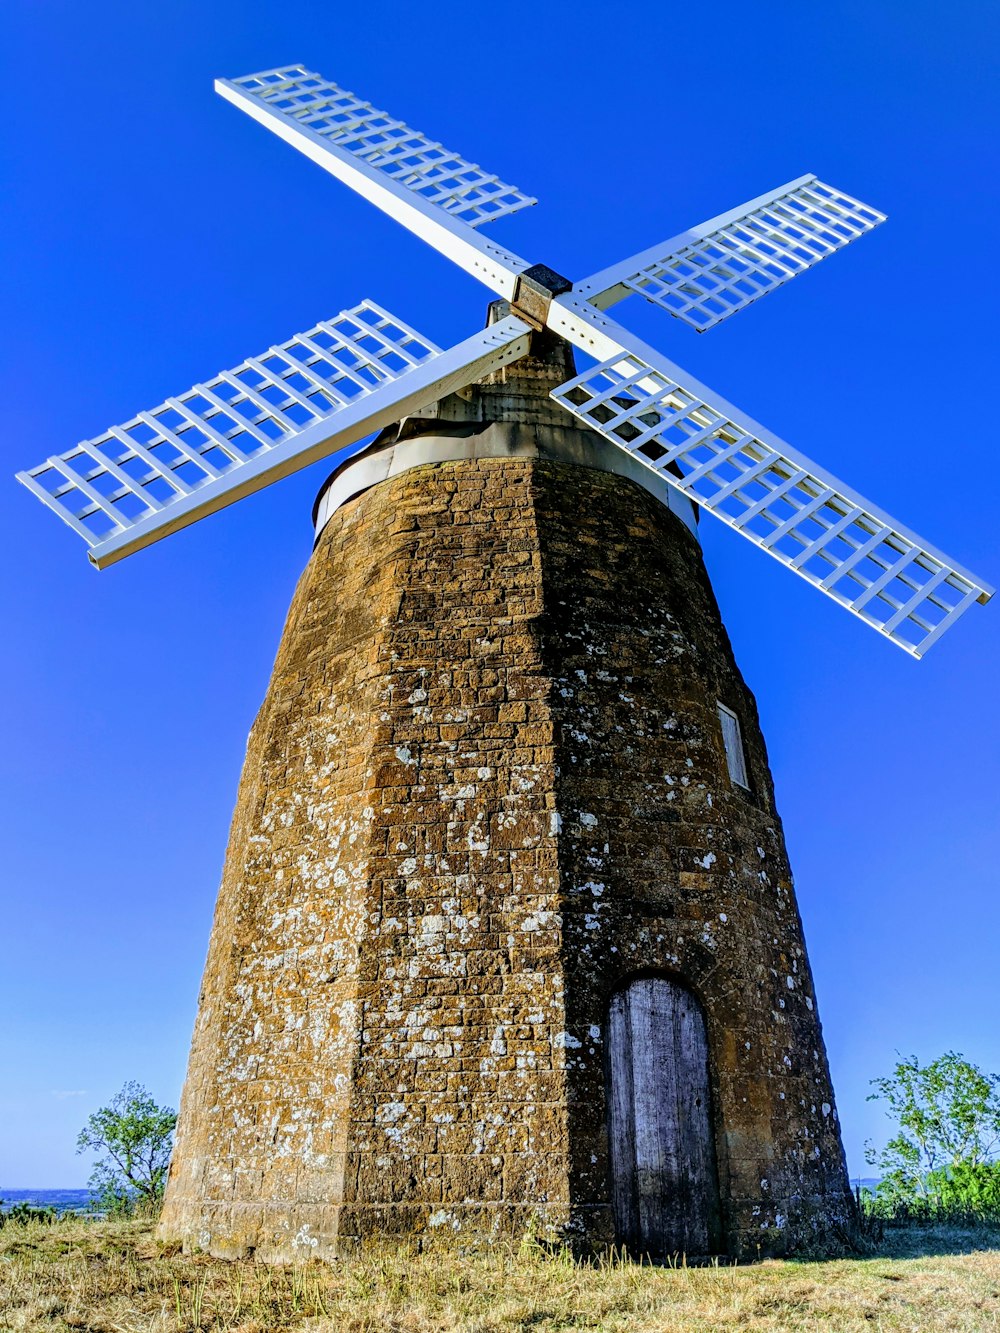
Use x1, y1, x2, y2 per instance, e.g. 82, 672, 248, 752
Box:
17, 65, 992, 1262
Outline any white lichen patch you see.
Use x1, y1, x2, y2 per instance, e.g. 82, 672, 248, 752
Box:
554, 1031, 582, 1050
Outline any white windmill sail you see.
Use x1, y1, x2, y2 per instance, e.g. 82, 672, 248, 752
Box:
574, 176, 885, 331
546, 296, 992, 657
216, 66, 534, 298
15, 65, 992, 656
17, 304, 532, 569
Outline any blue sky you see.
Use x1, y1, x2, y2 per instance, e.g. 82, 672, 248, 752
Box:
2, 0, 997, 1188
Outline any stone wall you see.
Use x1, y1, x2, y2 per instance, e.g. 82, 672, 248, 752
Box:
158, 454, 855, 1261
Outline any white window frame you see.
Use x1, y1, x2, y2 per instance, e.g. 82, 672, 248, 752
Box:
717, 702, 750, 790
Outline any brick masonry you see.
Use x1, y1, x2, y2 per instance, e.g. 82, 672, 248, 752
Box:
158, 356, 856, 1262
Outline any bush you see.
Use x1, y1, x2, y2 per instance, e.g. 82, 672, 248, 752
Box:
0, 1200, 59, 1227
77, 1082, 177, 1218
866, 1052, 1000, 1225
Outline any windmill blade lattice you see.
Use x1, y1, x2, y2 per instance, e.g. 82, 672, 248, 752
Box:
15, 64, 992, 655
216, 67, 534, 297
17, 303, 532, 569
548, 307, 991, 657
576, 176, 885, 332
223, 66, 536, 227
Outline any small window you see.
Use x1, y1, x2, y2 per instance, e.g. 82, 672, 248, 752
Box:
717, 702, 749, 789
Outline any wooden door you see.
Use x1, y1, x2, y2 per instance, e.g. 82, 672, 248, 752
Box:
607, 977, 721, 1257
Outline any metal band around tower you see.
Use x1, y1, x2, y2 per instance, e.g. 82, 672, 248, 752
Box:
313, 420, 700, 542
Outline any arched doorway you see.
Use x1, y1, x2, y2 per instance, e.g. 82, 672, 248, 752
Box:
607, 976, 722, 1257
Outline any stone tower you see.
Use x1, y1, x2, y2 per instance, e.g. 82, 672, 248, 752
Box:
158, 328, 856, 1262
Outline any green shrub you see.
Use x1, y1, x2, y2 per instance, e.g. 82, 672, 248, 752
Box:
0, 1200, 59, 1227
77, 1081, 177, 1217
866, 1051, 1000, 1224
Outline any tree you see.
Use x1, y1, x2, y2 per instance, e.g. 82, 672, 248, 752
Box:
866, 1052, 1000, 1211
77, 1082, 177, 1215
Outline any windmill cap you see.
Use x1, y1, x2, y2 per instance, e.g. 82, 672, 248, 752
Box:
311, 347, 699, 546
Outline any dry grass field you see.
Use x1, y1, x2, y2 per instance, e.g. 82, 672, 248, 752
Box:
1, 1216, 998, 1332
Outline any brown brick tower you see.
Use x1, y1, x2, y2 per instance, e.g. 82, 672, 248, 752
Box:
158, 335, 856, 1262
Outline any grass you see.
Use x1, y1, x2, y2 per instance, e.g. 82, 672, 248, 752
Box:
1, 1216, 999, 1332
